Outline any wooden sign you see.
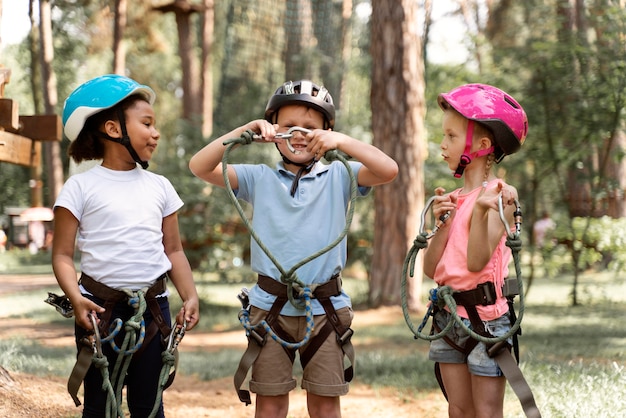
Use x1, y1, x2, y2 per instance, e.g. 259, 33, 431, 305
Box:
19, 115, 63, 141
0, 131, 41, 167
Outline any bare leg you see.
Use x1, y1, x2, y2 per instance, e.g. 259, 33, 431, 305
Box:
255, 394, 289, 418
440, 362, 475, 418
471, 374, 506, 418
306, 392, 341, 418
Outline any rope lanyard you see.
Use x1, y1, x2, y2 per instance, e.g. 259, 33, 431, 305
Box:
401, 194, 526, 344
221, 128, 358, 349
87, 289, 184, 418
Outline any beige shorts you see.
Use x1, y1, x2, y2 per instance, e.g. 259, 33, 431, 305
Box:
248, 306, 353, 397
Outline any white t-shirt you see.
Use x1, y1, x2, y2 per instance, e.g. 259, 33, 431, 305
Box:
54, 165, 183, 290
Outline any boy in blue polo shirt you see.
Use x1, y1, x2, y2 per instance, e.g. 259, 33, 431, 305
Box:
189, 80, 397, 418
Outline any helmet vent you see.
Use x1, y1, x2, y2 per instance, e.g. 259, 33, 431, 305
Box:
504, 95, 520, 109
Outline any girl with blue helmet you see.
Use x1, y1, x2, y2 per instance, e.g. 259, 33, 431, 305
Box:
53, 74, 200, 417
62, 74, 156, 169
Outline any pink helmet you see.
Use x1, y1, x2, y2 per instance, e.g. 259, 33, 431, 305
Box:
438, 83, 528, 163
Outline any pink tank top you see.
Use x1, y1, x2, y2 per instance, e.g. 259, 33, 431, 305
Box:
433, 180, 511, 321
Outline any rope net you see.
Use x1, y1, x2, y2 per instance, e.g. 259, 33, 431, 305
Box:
215, 0, 347, 126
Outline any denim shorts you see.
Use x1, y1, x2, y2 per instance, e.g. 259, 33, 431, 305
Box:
428, 309, 512, 377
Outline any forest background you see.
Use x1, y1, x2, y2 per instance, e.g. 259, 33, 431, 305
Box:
2, 0, 626, 309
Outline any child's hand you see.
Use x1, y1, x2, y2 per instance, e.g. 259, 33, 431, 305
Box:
246, 120, 279, 142
176, 297, 200, 331
305, 129, 341, 159
477, 181, 517, 212
73, 296, 105, 331
432, 187, 456, 224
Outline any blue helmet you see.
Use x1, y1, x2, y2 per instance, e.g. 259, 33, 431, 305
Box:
62, 74, 156, 141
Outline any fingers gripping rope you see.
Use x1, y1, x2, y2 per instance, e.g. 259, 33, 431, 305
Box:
223, 129, 358, 348
401, 194, 526, 344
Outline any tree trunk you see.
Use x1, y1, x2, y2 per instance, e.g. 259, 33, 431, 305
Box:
337, 0, 352, 114
369, 0, 426, 310
39, 0, 63, 205
200, 0, 214, 138
285, 0, 315, 80
113, 0, 127, 75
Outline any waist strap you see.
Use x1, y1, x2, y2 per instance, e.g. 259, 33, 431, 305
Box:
79, 272, 167, 301
257, 273, 342, 299
453, 281, 497, 307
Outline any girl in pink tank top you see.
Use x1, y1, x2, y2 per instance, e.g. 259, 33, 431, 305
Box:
423, 84, 528, 418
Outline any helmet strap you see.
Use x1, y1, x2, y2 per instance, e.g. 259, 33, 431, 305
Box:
116, 109, 149, 169
453, 120, 494, 178
278, 145, 316, 197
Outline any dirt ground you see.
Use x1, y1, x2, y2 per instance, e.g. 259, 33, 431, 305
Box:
0, 274, 448, 417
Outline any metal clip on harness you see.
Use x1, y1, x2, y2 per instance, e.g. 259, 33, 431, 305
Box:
44, 292, 75, 318
166, 321, 187, 354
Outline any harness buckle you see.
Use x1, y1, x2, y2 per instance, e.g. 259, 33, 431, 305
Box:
477, 281, 497, 305
337, 327, 354, 345
237, 287, 250, 310
502, 277, 519, 298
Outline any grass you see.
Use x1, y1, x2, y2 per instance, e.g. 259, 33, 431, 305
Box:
1, 252, 625, 416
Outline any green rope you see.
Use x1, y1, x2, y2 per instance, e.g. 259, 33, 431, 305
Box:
91, 290, 149, 418
148, 350, 176, 418
87, 289, 182, 418
222, 129, 358, 347
401, 198, 526, 345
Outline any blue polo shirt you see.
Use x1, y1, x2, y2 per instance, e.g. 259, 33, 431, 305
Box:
234, 160, 370, 316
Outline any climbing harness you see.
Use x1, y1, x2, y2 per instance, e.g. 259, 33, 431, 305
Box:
47, 273, 184, 418
221, 128, 358, 405
401, 194, 542, 418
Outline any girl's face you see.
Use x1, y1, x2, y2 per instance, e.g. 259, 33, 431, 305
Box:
124, 99, 160, 163
275, 104, 324, 164
440, 110, 469, 172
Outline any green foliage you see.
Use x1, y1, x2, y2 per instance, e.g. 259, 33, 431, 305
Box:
549, 216, 626, 273
0, 249, 53, 274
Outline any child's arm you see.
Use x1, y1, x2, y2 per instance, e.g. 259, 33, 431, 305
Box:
189, 120, 278, 188
467, 181, 517, 272
51, 207, 105, 330
306, 130, 398, 187
162, 212, 200, 330
423, 188, 456, 279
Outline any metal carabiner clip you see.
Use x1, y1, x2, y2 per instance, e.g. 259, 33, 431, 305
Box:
167, 320, 187, 353
498, 194, 522, 239
420, 195, 451, 240
253, 126, 312, 154
88, 312, 103, 357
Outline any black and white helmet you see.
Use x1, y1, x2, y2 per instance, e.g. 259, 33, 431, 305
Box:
264, 80, 335, 129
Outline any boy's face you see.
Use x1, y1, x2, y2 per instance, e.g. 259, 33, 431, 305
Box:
275, 104, 325, 163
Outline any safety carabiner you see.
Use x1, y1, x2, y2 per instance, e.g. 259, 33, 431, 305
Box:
419, 195, 451, 240
166, 320, 187, 354
88, 313, 103, 358
498, 194, 522, 239
253, 126, 312, 154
